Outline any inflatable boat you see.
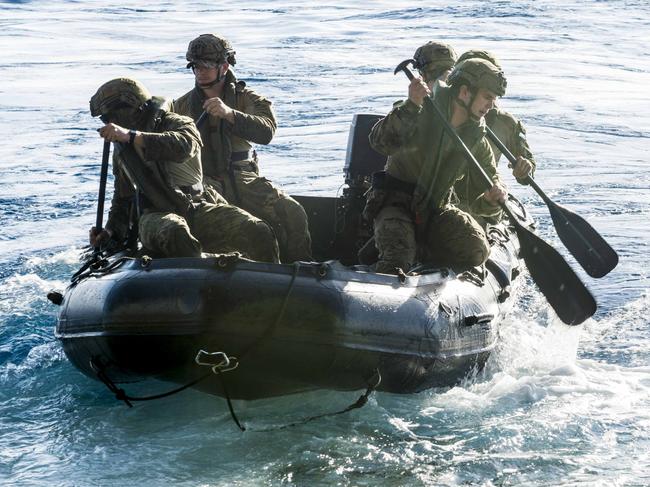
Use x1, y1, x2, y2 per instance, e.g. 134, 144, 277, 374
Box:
52, 114, 529, 400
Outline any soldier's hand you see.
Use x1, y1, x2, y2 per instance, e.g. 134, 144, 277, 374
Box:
512, 156, 533, 182
203, 97, 235, 123
483, 183, 507, 206
89, 226, 111, 247
98, 123, 130, 143
408, 77, 430, 108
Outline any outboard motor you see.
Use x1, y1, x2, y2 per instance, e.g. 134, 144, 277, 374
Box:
331, 114, 387, 264
293, 114, 386, 264
343, 114, 387, 188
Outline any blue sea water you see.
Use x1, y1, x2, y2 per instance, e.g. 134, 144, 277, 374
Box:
1, 1, 649, 485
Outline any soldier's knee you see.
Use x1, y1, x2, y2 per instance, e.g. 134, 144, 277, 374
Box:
374, 216, 416, 272
274, 196, 309, 231
247, 220, 280, 263
465, 236, 490, 267
251, 219, 274, 241
164, 225, 202, 257
375, 216, 415, 248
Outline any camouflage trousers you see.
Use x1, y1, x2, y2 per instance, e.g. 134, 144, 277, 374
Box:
372, 193, 489, 274
455, 201, 501, 230
138, 200, 280, 263
205, 172, 312, 263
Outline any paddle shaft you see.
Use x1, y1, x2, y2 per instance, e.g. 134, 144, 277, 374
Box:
95, 140, 111, 232
196, 110, 208, 129
394, 62, 597, 324
194, 109, 243, 204
484, 126, 553, 204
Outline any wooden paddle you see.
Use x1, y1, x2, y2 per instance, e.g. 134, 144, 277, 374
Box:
394, 61, 597, 325
485, 126, 618, 278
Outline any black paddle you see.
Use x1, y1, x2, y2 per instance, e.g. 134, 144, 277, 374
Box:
94, 140, 111, 252
196, 110, 208, 128
394, 61, 596, 325
485, 126, 618, 278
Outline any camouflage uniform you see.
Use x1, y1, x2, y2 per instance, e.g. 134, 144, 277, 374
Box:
93, 78, 279, 262
172, 36, 312, 263
366, 83, 501, 274
452, 50, 536, 226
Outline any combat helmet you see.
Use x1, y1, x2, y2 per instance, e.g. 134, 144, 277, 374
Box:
447, 58, 507, 97
186, 34, 236, 67
412, 41, 457, 81
89, 78, 152, 126
456, 49, 501, 69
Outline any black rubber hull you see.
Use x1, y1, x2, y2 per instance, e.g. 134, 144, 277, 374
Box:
56, 224, 520, 400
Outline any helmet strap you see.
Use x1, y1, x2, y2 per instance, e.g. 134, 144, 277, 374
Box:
458, 86, 480, 121
195, 63, 227, 90
467, 92, 480, 121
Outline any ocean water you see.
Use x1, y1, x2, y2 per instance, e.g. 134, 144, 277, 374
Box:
1, 1, 649, 485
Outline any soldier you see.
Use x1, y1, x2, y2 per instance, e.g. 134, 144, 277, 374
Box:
412, 41, 457, 90
171, 34, 313, 263
88, 77, 279, 263
365, 59, 508, 274
453, 50, 535, 225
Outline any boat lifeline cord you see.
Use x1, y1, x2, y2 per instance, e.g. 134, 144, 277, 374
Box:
85, 259, 381, 431
254, 369, 382, 432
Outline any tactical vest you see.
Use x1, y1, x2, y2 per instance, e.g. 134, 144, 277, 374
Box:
114, 97, 195, 216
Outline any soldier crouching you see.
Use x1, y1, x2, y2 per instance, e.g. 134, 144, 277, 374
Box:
366, 58, 509, 274
88, 77, 279, 263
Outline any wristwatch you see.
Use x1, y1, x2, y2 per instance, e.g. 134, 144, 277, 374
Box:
128, 130, 137, 145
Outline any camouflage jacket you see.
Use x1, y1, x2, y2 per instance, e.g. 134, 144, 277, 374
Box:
453, 107, 535, 218
370, 84, 501, 218
171, 71, 277, 178
485, 107, 536, 176
105, 110, 202, 240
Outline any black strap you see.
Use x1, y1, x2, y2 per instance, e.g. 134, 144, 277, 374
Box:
371, 171, 416, 195
230, 150, 251, 163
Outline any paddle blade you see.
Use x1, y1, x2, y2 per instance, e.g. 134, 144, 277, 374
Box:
548, 202, 618, 278
515, 223, 597, 325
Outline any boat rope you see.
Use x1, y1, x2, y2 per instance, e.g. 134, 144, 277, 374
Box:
89, 358, 381, 432
71, 255, 135, 285
87, 262, 377, 433
193, 264, 380, 432
236, 260, 301, 361
213, 367, 246, 431
253, 369, 382, 432
185, 263, 302, 430
71, 241, 132, 282
90, 358, 213, 408
194, 351, 246, 431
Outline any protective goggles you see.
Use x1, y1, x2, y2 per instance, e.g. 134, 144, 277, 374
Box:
187, 60, 220, 71
98, 103, 134, 123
